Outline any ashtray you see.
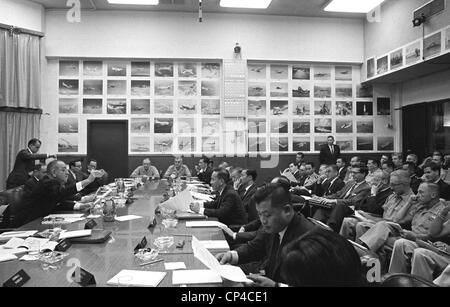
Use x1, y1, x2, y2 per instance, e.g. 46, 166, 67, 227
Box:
154, 237, 174, 251
38, 251, 69, 265
162, 218, 178, 228
134, 248, 159, 262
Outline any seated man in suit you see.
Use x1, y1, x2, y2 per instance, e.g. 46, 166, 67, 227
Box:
319, 136, 340, 165
291, 162, 319, 196
216, 183, 315, 284
67, 159, 88, 186
239, 169, 258, 222
190, 168, 247, 226
130, 158, 160, 180
343, 156, 363, 183
82, 159, 109, 195
23, 163, 47, 192
336, 157, 347, 181
422, 162, 450, 200
195, 156, 213, 185
14, 160, 104, 227
164, 156, 191, 179
6, 138, 56, 189
311, 163, 370, 224
314, 164, 345, 197
230, 167, 243, 192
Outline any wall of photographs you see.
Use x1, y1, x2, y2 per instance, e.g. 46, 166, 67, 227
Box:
246, 63, 396, 154
57, 60, 222, 154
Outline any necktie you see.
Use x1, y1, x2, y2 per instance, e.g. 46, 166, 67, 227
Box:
344, 183, 357, 199
267, 234, 281, 279
330, 146, 334, 154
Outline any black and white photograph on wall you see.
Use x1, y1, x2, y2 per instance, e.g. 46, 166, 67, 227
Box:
178, 81, 197, 96
270, 82, 289, 97
335, 66, 352, 81
107, 62, 127, 77
377, 55, 388, 75
293, 101, 310, 116
58, 118, 78, 133
155, 62, 174, 77
356, 84, 373, 98
424, 32, 442, 59
83, 61, 103, 77
292, 82, 311, 98
367, 58, 375, 79
58, 135, 78, 153
248, 64, 266, 79
201, 81, 220, 96
270, 65, 289, 79
59, 61, 79, 76
178, 118, 196, 134
335, 84, 353, 98
270, 137, 289, 152
378, 136, 394, 151
377, 97, 391, 115
130, 118, 151, 133
357, 121, 374, 133
201, 99, 220, 115
446, 27, 450, 50
59, 79, 79, 95
248, 82, 266, 97
357, 101, 374, 116
83, 80, 103, 96
314, 84, 332, 98
154, 135, 173, 152
293, 120, 310, 134
270, 100, 288, 116
154, 80, 174, 96
82, 98, 102, 114
107, 80, 127, 96
178, 100, 197, 114
131, 62, 150, 77
178, 137, 196, 152
248, 137, 266, 152
248, 100, 266, 117
107, 99, 127, 114
336, 120, 353, 133
178, 63, 197, 78
336, 139, 353, 151
271, 119, 288, 134
292, 66, 310, 80
130, 137, 150, 153
336, 101, 352, 116
357, 136, 374, 151
293, 138, 311, 152
153, 99, 173, 114
405, 41, 422, 65
314, 101, 332, 115
202, 137, 220, 152
201, 63, 220, 78
131, 80, 151, 96
313, 66, 331, 80
59, 98, 78, 114
154, 118, 173, 134
202, 119, 220, 135
314, 118, 332, 134
314, 137, 328, 151
390, 49, 403, 70
131, 99, 150, 114
248, 119, 267, 134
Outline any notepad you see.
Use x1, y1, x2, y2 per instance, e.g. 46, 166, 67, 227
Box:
107, 270, 166, 287
164, 262, 187, 270
172, 269, 222, 285
59, 230, 92, 240
199, 240, 230, 251
186, 221, 223, 228
115, 215, 143, 222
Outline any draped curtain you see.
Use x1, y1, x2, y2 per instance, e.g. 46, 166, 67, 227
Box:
0, 28, 42, 190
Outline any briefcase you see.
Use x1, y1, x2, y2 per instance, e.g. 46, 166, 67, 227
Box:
69, 230, 112, 244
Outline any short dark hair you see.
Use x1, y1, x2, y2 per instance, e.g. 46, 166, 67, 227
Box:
28, 138, 41, 147
271, 177, 292, 192
69, 159, 81, 168
352, 163, 369, 176
433, 151, 444, 159
296, 152, 304, 158
392, 153, 403, 160
200, 156, 210, 165
213, 168, 230, 184
327, 164, 339, 173
245, 169, 257, 181
382, 161, 395, 170
254, 183, 292, 209
89, 159, 97, 164
281, 228, 363, 287
305, 162, 315, 168
424, 162, 441, 174
327, 135, 335, 140
367, 158, 380, 168
336, 157, 347, 164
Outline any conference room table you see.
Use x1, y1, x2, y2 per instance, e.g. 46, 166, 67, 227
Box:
0, 179, 231, 287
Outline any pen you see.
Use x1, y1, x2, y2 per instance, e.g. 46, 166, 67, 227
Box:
139, 258, 164, 267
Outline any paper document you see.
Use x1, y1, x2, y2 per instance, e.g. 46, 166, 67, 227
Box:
280, 170, 298, 183
0, 231, 38, 240
199, 240, 230, 251
190, 192, 214, 202
192, 236, 251, 283
0, 254, 18, 263
0, 248, 28, 256
186, 221, 223, 228
164, 262, 187, 270
3, 237, 56, 252
107, 270, 166, 287
159, 190, 194, 212
172, 269, 222, 285
59, 230, 92, 240
47, 214, 85, 219
115, 215, 143, 222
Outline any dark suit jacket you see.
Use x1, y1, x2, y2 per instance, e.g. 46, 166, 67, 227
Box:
319, 144, 341, 165
235, 213, 315, 283
338, 167, 347, 181
203, 184, 248, 226
240, 183, 258, 222
437, 179, 450, 200
6, 149, 47, 189
315, 177, 345, 197
326, 180, 371, 208
23, 177, 40, 192
67, 170, 87, 186
197, 167, 213, 185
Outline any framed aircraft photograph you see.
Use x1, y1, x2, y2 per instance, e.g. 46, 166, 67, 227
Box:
202, 118, 220, 135
377, 136, 394, 151
201, 63, 221, 78
405, 40, 422, 65
201, 81, 220, 97
314, 84, 332, 98
292, 82, 311, 98
270, 65, 289, 79
59, 98, 79, 114
177, 99, 197, 115
178, 137, 196, 152
154, 135, 174, 153
270, 82, 289, 97
248, 100, 267, 117
83, 61, 103, 77
130, 136, 150, 153
270, 100, 289, 116
314, 118, 332, 134
335, 66, 352, 81
366, 58, 375, 79
248, 137, 267, 152
270, 119, 289, 134
107, 99, 127, 114
83, 80, 103, 96
336, 120, 353, 133
58, 118, 78, 134
177, 118, 196, 134
83, 98, 102, 114
107, 62, 127, 77
131, 62, 150, 77
201, 99, 221, 115
292, 66, 310, 80
293, 100, 310, 116
314, 136, 328, 152
58, 134, 79, 153
248, 64, 267, 79
178, 81, 197, 96
313, 66, 331, 80
154, 118, 173, 134
248, 119, 267, 134
131, 99, 151, 115
130, 118, 151, 134
270, 137, 289, 152
154, 80, 174, 96
202, 137, 220, 152
59, 61, 79, 76
292, 120, 311, 134
390, 49, 403, 70
178, 62, 197, 78
423, 32, 442, 59
153, 99, 173, 114
357, 136, 374, 151
155, 62, 174, 77
107, 80, 127, 96
248, 82, 267, 97
314, 101, 332, 116
357, 121, 374, 134
336, 101, 353, 116
292, 137, 311, 152
59, 79, 79, 96
336, 139, 353, 152
131, 80, 151, 97
377, 97, 391, 115
376, 55, 388, 75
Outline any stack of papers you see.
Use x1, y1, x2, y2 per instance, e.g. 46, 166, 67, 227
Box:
59, 230, 92, 240
42, 214, 86, 225
159, 190, 194, 212
2, 237, 57, 252
186, 221, 223, 228
107, 270, 167, 287
199, 240, 230, 251
172, 269, 222, 285
280, 170, 298, 183
0, 254, 18, 263
164, 262, 187, 270
115, 215, 143, 222
190, 192, 214, 202
0, 231, 38, 241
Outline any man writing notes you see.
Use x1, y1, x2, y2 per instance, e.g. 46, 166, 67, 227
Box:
130, 158, 160, 179
164, 156, 191, 179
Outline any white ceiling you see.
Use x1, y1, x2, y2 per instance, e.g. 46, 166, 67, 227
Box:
29, 0, 368, 18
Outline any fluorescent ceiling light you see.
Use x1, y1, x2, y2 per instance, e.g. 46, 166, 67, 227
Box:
324, 0, 385, 13
220, 0, 273, 9
107, 0, 159, 5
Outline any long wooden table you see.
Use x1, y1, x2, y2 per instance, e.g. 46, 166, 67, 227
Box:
0, 180, 228, 287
